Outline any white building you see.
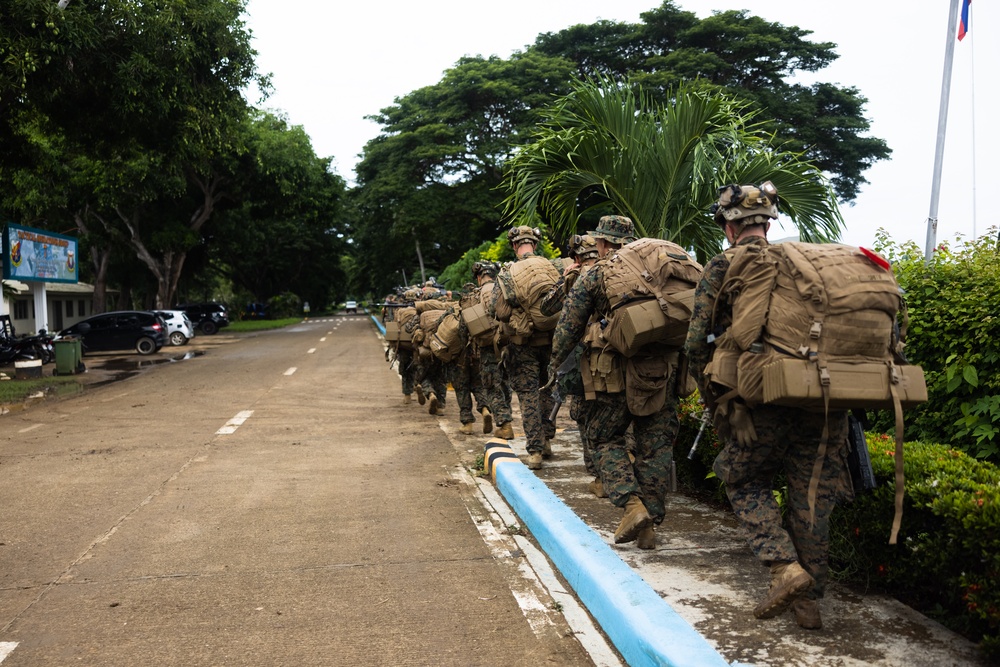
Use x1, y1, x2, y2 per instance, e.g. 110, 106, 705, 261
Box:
1, 280, 97, 335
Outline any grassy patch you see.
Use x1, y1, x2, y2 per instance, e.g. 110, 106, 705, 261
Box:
226, 318, 302, 333
0, 375, 83, 404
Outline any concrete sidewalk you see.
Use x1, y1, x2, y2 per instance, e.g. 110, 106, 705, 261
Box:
485, 423, 988, 667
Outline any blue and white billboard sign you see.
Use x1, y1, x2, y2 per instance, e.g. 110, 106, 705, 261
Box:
3, 223, 79, 283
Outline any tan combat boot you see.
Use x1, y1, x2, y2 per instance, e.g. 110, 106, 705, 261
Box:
494, 422, 514, 440
542, 439, 553, 458
637, 525, 656, 550
614, 495, 652, 544
459, 422, 475, 435
526, 452, 543, 470
428, 395, 439, 415
415, 386, 426, 406
588, 476, 608, 498
482, 408, 493, 434
753, 561, 814, 619
403, 394, 412, 405
792, 598, 822, 629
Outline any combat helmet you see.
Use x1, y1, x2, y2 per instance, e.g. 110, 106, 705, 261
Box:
472, 260, 499, 279
569, 234, 600, 261
507, 225, 542, 246
588, 215, 637, 244
710, 181, 779, 229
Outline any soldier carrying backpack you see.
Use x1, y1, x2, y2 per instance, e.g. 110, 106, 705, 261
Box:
546, 215, 700, 550
685, 181, 923, 631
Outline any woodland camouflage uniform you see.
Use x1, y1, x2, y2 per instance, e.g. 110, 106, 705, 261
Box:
549, 263, 679, 526
685, 183, 853, 627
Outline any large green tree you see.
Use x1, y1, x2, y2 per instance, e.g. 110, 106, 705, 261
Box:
530, 1, 890, 201
204, 111, 348, 310
502, 77, 842, 262
0, 0, 264, 308
351, 51, 577, 297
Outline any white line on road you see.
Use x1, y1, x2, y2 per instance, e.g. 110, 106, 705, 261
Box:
307, 348, 316, 354
18, 424, 42, 433
0, 642, 17, 662
283, 367, 297, 376
319, 337, 327, 342
216, 410, 254, 435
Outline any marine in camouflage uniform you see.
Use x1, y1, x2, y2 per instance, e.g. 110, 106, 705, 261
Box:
540, 235, 603, 492
383, 293, 417, 403
469, 263, 513, 435
489, 227, 560, 468
685, 182, 852, 629
548, 216, 678, 548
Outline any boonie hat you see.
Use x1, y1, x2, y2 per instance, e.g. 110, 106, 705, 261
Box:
588, 215, 637, 244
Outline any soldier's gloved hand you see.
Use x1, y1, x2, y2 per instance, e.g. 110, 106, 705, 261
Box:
728, 403, 757, 447
541, 364, 558, 392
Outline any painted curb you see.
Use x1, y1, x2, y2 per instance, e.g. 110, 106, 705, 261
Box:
484, 438, 731, 667
370, 314, 386, 336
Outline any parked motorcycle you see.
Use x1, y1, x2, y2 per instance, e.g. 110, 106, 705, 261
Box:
0, 329, 55, 365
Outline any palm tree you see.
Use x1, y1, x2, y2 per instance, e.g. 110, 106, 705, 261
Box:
501, 76, 843, 261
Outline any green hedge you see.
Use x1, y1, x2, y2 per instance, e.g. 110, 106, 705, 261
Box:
675, 394, 1000, 659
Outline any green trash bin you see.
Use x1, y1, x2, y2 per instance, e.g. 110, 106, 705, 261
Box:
54, 338, 83, 375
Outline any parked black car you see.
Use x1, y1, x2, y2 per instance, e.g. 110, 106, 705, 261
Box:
175, 303, 230, 335
58, 311, 167, 355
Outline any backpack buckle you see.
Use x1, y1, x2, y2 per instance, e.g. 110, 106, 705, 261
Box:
890, 364, 902, 384
819, 366, 831, 386
809, 321, 822, 339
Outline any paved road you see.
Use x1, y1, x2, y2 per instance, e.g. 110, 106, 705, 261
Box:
0, 318, 596, 666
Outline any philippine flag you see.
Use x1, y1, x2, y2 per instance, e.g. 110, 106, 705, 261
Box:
958, 0, 972, 40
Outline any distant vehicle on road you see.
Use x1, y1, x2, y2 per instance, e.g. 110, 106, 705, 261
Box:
58, 311, 167, 355
154, 310, 196, 346
345, 301, 358, 314
175, 303, 230, 335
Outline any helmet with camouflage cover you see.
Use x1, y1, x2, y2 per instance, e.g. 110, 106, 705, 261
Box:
507, 225, 542, 246
710, 181, 779, 229
471, 260, 499, 279
569, 234, 600, 261
588, 215, 637, 244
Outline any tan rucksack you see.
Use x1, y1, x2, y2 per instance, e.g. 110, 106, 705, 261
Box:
599, 238, 704, 357
499, 256, 562, 336
704, 242, 926, 410
429, 309, 467, 363
705, 241, 926, 545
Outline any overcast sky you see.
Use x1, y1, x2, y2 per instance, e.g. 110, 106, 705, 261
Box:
242, 0, 997, 253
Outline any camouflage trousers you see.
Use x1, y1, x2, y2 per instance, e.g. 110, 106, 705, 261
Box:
478, 345, 512, 426
569, 395, 598, 477
585, 391, 678, 523
505, 343, 555, 454
395, 345, 417, 396
713, 405, 852, 598
447, 352, 485, 424
413, 353, 448, 406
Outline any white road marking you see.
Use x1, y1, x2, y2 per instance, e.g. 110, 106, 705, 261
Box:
18, 424, 43, 433
307, 348, 316, 354
319, 337, 327, 342
283, 367, 297, 376
0, 642, 17, 662
216, 410, 254, 435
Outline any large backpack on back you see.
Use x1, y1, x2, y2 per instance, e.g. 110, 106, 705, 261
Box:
429, 308, 467, 363
704, 242, 926, 410
599, 238, 704, 357
499, 256, 562, 336
705, 241, 926, 546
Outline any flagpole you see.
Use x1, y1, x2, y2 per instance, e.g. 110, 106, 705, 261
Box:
925, 0, 962, 262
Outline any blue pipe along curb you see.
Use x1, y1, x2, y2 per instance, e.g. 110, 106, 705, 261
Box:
484, 438, 734, 667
